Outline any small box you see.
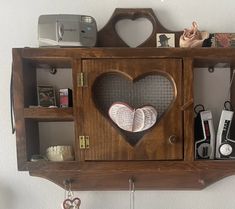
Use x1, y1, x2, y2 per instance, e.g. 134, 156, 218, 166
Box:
59, 88, 73, 107
37, 85, 56, 107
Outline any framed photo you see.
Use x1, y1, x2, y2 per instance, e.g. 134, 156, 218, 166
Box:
156, 33, 175, 48
37, 85, 56, 107
213, 33, 235, 48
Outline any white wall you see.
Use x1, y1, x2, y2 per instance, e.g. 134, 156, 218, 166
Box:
1, 0, 235, 208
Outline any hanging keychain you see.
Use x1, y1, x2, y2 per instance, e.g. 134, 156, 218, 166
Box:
194, 104, 216, 159
62, 180, 81, 209
215, 70, 235, 159
216, 101, 234, 159
129, 178, 135, 209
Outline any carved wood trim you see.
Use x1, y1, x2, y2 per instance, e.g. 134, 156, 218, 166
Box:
97, 8, 183, 47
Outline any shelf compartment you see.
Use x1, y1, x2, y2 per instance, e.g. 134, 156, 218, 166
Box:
24, 107, 74, 121
22, 119, 75, 166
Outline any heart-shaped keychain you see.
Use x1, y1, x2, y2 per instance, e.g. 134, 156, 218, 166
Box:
62, 180, 81, 209
63, 197, 81, 209
109, 102, 157, 132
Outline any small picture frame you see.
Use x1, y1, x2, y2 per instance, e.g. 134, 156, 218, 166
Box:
156, 33, 175, 48
37, 85, 56, 107
212, 33, 235, 48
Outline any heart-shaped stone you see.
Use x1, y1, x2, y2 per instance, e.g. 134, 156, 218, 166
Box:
115, 18, 153, 47
63, 198, 81, 209
93, 73, 175, 146
109, 102, 157, 132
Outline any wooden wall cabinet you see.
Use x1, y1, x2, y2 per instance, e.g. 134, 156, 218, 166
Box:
12, 47, 235, 190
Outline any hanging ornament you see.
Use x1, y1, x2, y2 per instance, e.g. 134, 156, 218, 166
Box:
62, 180, 81, 209
129, 178, 135, 209
63, 198, 81, 209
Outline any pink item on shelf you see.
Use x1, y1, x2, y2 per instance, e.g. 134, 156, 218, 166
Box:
180, 21, 209, 48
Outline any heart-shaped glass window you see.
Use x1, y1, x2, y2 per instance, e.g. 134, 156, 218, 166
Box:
92, 72, 176, 146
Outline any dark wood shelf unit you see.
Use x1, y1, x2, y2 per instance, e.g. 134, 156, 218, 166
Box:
12, 47, 235, 190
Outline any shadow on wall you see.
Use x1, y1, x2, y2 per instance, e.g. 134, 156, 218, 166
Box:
0, 184, 15, 208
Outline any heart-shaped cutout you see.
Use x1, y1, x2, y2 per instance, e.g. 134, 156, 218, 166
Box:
109, 102, 157, 132
92, 73, 175, 146
115, 18, 153, 47
63, 198, 81, 209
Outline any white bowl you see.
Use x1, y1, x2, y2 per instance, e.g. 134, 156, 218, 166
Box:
46, 145, 74, 161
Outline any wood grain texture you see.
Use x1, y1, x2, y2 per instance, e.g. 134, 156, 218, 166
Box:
24, 107, 74, 121
12, 49, 28, 170
28, 160, 235, 190
19, 47, 235, 64
73, 59, 83, 161
12, 47, 235, 190
183, 58, 194, 161
81, 58, 183, 160
97, 8, 182, 47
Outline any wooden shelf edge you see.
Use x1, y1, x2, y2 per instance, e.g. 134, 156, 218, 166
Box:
16, 47, 235, 69
29, 168, 235, 191
25, 160, 235, 190
17, 47, 235, 57
26, 160, 235, 171
24, 107, 74, 121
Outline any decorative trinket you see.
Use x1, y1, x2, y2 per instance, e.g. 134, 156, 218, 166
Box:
180, 21, 209, 48
62, 180, 81, 209
63, 198, 81, 209
109, 102, 157, 132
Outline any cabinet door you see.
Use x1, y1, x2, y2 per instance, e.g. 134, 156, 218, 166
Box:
81, 59, 183, 160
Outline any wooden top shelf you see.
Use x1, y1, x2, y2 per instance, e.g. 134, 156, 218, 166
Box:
13, 47, 235, 68
24, 107, 74, 121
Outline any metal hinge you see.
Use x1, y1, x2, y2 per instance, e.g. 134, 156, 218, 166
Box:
78, 72, 87, 87
79, 136, 90, 149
